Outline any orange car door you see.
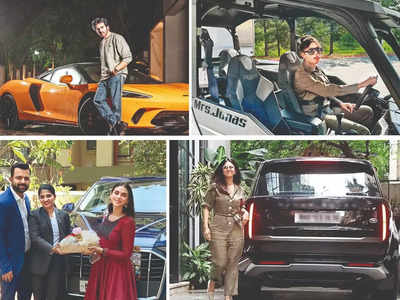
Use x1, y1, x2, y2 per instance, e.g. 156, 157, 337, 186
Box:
38, 67, 83, 123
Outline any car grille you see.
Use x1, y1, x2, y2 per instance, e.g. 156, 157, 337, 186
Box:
137, 251, 166, 298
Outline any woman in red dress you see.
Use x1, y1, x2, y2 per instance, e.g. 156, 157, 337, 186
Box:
84, 182, 137, 300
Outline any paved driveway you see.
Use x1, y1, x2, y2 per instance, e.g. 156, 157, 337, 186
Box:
170, 287, 400, 300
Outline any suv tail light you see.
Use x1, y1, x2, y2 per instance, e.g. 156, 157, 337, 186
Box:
248, 202, 255, 239
378, 203, 390, 242
248, 202, 261, 239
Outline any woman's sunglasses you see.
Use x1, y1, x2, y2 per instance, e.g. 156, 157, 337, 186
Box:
223, 165, 235, 170
304, 47, 323, 55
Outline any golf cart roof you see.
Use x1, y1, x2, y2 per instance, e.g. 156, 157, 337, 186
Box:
200, 0, 400, 30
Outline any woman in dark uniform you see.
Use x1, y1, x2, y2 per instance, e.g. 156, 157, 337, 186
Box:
202, 158, 248, 300
29, 184, 71, 300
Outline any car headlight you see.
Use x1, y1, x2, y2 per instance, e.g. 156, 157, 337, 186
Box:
122, 90, 152, 98
156, 246, 166, 253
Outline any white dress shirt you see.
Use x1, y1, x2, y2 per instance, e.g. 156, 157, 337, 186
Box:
10, 187, 31, 252
49, 213, 60, 246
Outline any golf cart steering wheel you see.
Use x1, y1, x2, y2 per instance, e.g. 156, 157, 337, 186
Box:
355, 84, 373, 111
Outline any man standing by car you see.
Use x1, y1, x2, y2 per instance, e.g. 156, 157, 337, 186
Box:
91, 17, 133, 135
0, 163, 32, 300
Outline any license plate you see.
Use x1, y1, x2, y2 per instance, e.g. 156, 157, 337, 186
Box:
79, 280, 88, 293
294, 212, 343, 224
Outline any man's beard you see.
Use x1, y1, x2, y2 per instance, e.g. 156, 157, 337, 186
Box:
12, 183, 29, 194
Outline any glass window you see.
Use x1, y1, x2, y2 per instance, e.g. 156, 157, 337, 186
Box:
261, 170, 380, 197
40, 72, 52, 82
86, 141, 96, 151
50, 67, 83, 85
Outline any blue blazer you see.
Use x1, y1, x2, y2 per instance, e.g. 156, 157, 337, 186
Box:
0, 187, 31, 276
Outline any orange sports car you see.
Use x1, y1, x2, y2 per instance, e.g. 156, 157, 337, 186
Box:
0, 62, 189, 134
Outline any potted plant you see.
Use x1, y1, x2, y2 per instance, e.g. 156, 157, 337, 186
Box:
182, 242, 212, 289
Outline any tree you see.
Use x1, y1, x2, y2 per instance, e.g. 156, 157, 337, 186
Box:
0, 0, 167, 76
0, 140, 73, 190
255, 19, 289, 57
231, 140, 389, 181
263, 20, 269, 57
119, 140, 166, 176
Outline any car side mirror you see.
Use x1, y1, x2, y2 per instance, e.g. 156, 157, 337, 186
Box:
62, 202, 74, 213
60, 75, 73, 84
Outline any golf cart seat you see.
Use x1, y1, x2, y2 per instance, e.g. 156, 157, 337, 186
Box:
276, 51, 325, 134
278, 51, 303, 114
217, 49, 239, 98
219, 49, 239, 78
225, 55, 290, 134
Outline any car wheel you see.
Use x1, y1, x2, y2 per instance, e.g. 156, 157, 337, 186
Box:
375, 289, 398, 300
78, 97, 109, 135
232, 272, 265, 300
1, 94, 23, 130
352, 288, 372, 300
372, 261, 399, 300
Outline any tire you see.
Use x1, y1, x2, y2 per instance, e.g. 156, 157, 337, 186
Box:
78, 97, 109, 135
372, 261, 399, 300
352, 288, 372, 300
1, 94, 23, 130
376, 289, 398, 300
232, 272, 265, 300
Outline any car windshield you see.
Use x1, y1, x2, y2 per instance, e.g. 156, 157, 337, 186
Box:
138, 219, 166, 243
260, 164, 381, 197
77, 180, 166, 214
199, 10, 400, 97
78, 64, 101, 83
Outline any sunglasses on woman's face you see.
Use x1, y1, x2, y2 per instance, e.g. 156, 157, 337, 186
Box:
223, 165, 235, 170
304, 47, 323, 55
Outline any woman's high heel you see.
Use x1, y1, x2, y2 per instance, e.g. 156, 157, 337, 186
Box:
207, 280, 215, 300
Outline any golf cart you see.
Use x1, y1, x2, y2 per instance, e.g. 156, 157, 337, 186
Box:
192, 0, 400, 135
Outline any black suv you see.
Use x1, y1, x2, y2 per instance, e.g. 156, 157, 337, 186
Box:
237, 157, 399, 300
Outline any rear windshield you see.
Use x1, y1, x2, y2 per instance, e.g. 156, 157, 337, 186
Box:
257, 162, 381, 197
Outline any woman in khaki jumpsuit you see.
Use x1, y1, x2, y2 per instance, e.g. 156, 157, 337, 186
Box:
202, 158, 248, 300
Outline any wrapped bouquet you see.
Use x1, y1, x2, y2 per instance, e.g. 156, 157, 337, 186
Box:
58, 227, 100, 254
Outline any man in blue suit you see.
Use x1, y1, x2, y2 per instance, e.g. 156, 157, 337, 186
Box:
0, 163, 32, 300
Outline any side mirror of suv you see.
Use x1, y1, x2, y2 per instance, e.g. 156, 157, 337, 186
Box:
62, 202, 75, 213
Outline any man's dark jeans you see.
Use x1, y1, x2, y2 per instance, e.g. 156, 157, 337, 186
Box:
93, 74, 125, 128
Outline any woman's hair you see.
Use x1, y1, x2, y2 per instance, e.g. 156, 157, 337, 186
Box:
298, 35, 320, 53
107, 182, 135, 218
212, 158, 241, 186
38, 184, 56, 197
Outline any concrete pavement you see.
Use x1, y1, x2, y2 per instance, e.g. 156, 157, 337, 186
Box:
170, 286, 400, 300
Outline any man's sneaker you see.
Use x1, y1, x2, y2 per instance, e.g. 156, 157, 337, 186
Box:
116, 121, 128, 135
107, 124, 118, 135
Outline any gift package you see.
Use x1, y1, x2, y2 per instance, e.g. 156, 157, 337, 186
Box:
59, 227, 100, 254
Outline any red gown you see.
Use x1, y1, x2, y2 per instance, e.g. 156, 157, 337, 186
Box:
85, 216, 137, 300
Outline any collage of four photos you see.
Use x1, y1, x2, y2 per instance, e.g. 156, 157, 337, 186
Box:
1, 0, 400, 300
